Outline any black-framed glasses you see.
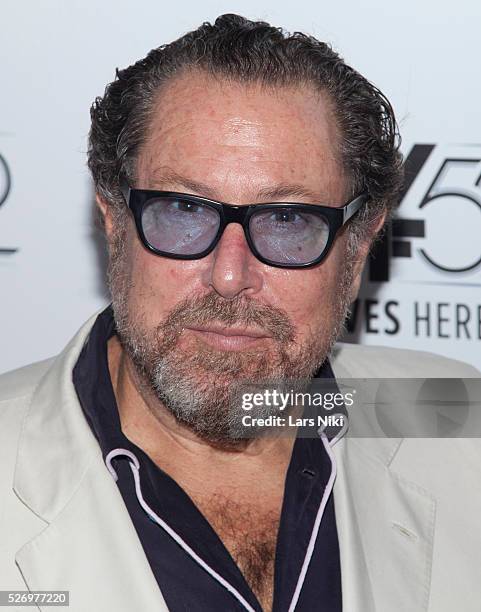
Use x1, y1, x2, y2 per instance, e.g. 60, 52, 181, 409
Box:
120, 184, 367, 269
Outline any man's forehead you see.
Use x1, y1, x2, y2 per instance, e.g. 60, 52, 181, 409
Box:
145, 74, 338, 141
136, 73, 346, 203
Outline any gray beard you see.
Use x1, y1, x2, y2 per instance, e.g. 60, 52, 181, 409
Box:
108, 225, 354, 446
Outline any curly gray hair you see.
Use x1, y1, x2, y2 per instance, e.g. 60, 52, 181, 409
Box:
88, 13, 404, 250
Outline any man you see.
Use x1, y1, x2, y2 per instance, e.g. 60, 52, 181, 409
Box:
0, 14, 479, 612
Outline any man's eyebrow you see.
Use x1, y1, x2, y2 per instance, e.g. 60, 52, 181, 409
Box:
255, 184, 328, 203
148, 167, 219, 199
148, 166, 328, 203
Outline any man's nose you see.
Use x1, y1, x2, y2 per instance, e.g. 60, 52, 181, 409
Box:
201, 223, 263, 299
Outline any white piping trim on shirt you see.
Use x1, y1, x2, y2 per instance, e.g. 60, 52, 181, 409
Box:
105, 430, 340, 612
287, 431, 337, 612
105, 448, 256, 612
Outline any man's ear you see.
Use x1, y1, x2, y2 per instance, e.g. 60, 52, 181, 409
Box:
95, 194, 115, 239
348, 210, 387, 304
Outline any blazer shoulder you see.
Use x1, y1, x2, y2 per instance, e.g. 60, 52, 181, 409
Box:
330, 342, 480, 378
0, 360, 56, 492
0, 358, 55, 403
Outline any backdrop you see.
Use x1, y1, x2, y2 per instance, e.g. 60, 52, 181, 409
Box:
1, 0, 480, 374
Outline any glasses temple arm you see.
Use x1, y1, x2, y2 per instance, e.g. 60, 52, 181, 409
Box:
119, 180, 131, 207
343, 193, 368, 223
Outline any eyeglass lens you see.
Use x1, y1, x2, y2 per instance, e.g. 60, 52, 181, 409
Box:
142, 197, 220, 255
249, 208, 329, 265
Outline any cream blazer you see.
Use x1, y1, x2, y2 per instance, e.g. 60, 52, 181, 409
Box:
0, 312, 480, 611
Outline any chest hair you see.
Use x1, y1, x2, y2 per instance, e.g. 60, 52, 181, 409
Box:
192, 491, 282, 611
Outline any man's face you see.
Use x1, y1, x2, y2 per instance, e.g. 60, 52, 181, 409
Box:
103, 73, 365, 443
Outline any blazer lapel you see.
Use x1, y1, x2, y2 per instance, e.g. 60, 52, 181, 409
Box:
330, 346, 436, 612
13, 314, 169, 612
15, 454, 168, 612
333, 437, 436, 612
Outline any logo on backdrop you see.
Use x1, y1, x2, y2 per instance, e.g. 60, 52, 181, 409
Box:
346, 143, 481, 344
0, 154, 11, 208
0, 153, 18, 255
368, 143, 481, 282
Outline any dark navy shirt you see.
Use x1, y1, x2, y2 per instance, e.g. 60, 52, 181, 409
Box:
72, 306, 342, 611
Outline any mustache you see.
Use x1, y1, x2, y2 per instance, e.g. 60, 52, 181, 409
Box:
159, 292, 296, 344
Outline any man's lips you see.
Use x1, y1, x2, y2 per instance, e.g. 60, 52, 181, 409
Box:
184, 324, 272, 351
187, 324, 270, 338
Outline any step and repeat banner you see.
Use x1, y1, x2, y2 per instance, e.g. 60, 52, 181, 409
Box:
0, 0, 480, 373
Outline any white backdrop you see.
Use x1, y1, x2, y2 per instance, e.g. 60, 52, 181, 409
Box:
1, 0, 480, 373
